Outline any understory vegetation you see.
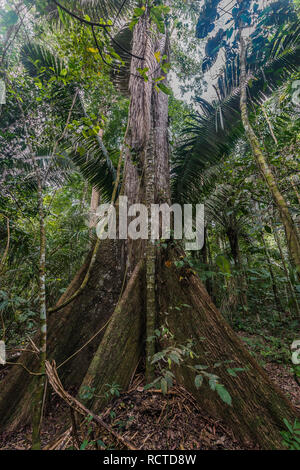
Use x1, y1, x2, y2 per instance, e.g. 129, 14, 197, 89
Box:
0, 0, 299, 452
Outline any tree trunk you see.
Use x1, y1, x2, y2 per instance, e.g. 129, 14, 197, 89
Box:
1, 9, 299, 452
273, 224, 300, 317
261, 233, 284, 317
158, 248, 299, 449
79, 261, 145, 410
227, 226, 248, 311
239, 34, 300, 281
0, 239, 122, 431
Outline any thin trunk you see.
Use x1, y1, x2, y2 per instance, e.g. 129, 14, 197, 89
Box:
0, 216, 10, 275
31, 168, 47, 450
290, 176, 300, 206
206, 231, 218, 303
261, 232, 283, 317
88, 129, 104, 233
236, 246, 248, 311
201, 228, 213, 297
239, 33, 300, 281
12, 93, 48, 448
273, 225, 300, 317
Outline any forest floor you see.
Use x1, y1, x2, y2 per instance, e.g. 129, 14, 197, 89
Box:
0, 332, 299, 451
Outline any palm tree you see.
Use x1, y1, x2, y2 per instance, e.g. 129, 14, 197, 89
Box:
173, 5, 300, 278
0, 0, 298, 450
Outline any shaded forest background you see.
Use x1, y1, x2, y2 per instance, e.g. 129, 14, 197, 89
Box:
0, 0, 300, 451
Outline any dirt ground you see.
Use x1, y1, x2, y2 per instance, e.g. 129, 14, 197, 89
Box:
0, 351, 298, 451
0, 327, 299, 451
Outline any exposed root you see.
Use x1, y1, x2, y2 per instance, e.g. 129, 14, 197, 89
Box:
158, 250, 300, 449
79, 261, 146, 412
0, 239, 122, 432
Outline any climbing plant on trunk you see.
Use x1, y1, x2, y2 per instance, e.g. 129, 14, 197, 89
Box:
0, 0, 299, 451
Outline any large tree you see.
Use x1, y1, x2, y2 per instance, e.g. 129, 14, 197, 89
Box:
0, 0, 299, 450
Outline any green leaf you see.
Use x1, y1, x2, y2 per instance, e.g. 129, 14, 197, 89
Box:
151, 351, 165, 363
227, 367, 246, 377
283, 418, 294, 433
194, 374, 203, 389
133, 7, 145, 16
80, 439, 89, 450
169, 352, 180, 364
215, 254, 231, 274
156, 82, 172, 95
161, 378, 168, 395
209, 377, 217, 391
216, 384, 232, 406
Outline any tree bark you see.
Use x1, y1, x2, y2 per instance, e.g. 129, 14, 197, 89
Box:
1, 8, 299, 452
0, 239, 122, 431
79, 261, 145, 410
158, 248, 299, 449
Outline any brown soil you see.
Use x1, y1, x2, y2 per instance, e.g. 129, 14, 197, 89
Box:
1, 355, 298, 451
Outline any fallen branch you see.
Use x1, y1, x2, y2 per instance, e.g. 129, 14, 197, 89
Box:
43, 427, 72, 450
45, 360, 137, 450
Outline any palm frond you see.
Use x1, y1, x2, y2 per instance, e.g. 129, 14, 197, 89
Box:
172, 26, 300, 204
19, 42, 118, 197
0, 146, 72, 194
69, 133, 119, 201
110, 25, 132, 95
70, 0, 133, 23
20, 42, 65, 79
205, 184, 249, 233
49, 0, 135, 28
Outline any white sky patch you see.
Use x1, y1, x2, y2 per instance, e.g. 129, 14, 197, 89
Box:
171, 0, 270, 106
0, 341, 6, 365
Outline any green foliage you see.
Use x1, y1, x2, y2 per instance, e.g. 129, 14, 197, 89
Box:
215, 254, 231, 275
173, 4, 300, 204
240, 332, 294, 366
104, 383, 122, 399
1, 3, 300, 448
79, 385, 96, 401
146, 322, 234, 406
281, 418, 300, 450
